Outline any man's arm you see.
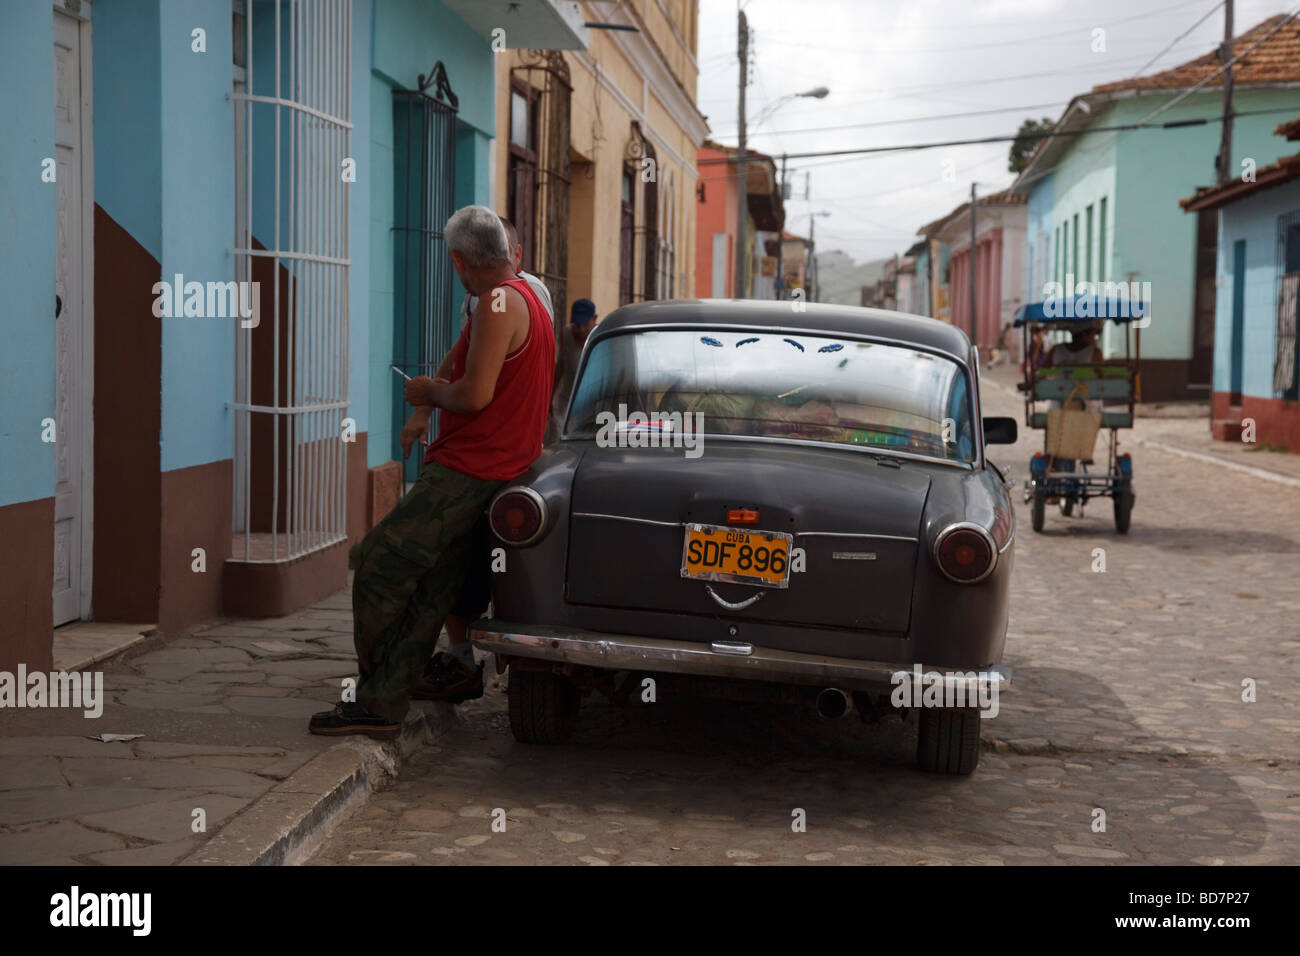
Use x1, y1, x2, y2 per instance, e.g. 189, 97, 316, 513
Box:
409, 286, 526, 413
434, 350, 454, 381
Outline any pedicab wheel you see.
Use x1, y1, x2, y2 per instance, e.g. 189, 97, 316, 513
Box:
1059, 496, 1074, 517
916, 706, 981, 775
1113, 487, 1134, 535
1031, 488, 1046, 532
508, 667, 579, 744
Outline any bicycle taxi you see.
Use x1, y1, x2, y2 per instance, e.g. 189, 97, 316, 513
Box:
1014, 295, 1145, 534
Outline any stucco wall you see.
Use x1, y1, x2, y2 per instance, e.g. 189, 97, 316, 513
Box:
1113, 89, 1300, 362
1023, 170, 1054, 305
366, 0, 494, 468
494, 22, 702, 315
158, 0, 236, 473
0, 2, 57, 508
1215, 177, 1300, 398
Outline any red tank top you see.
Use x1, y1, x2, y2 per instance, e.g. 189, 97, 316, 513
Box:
426, 278, 556, 481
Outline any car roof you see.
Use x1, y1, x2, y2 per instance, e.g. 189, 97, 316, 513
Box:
588, 299, 973, 362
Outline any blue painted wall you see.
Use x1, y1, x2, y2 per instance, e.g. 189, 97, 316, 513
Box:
93, 1, 163, 263
1112, 90, 1300, 362
365, 0, 494, 468
1214, 178, 1300, 399
1023, 170, 1055, 304
372, 0, 495, 137
159, 0, 236, 472
0, 3, 56, 508
367, 72, 396, 467
349, 0, 374, 444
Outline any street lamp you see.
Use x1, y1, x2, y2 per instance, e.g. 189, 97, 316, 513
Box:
751, 86, 830, 127
762, 87, 830, 300
737, 76, 829, 299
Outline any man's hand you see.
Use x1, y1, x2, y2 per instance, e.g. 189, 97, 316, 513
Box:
400, 407, 431, 459
404, 375, 438, 406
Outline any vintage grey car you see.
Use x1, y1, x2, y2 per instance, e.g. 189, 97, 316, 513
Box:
470, 300, 1017, 774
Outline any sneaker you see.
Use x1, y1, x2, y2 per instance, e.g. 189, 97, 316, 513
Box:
407, 651, 451, 698
410, 655, 484, 703
308, 702, 400, 739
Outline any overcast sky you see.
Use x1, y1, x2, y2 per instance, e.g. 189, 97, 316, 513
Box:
696, 0, 1298, 264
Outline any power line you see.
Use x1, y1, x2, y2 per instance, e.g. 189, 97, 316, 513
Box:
711, 101, 1071, 140
1133, 7, 1299, 126
697, 106, 1300, 164
1130, 0, 1225, 76
695, 50, 1165, 111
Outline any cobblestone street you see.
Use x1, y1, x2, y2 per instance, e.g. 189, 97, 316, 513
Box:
309, 381, 1300, 866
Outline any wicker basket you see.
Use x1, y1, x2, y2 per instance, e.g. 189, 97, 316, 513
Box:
1045, 384, 1100, 461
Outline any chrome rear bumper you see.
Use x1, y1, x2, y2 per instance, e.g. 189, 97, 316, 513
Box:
470, 620, 1010, 695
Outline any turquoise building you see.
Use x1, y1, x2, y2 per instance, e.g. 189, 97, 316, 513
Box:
1182, 117, 1300, 453
0, 0, 585, 672
1012, 14, 1300, 401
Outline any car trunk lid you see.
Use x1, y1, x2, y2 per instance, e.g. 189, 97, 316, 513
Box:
565, 442, 930, 633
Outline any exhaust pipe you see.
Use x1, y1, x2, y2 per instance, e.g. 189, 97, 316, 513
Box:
816, 687, 852, 719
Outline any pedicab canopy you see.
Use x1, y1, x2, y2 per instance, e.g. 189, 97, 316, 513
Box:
1013, 296, 1148, 326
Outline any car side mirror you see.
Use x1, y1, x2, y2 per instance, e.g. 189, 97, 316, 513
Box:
983, 417, 1017, 444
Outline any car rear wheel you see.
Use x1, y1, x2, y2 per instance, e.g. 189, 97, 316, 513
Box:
916, 706, 981, 775
1059, 496, 1074, 517
508, 668, 579, 744
1030, 488, 1046, 532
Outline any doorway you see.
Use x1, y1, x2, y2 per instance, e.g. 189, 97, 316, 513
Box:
52, 4, 94, 626
1189, 208, 1217, 392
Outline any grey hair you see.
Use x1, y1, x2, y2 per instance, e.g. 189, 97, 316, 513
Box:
444, 205, 512, 268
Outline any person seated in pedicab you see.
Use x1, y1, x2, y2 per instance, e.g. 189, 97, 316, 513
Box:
1043, 323, 1102, 367
1041, 323, 1104, 474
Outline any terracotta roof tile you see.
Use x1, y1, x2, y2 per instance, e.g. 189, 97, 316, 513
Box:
1180, 152, 1300, 210
1093, 13, 1300, 94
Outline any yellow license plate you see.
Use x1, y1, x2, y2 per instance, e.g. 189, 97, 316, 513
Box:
680, 523, 793, 589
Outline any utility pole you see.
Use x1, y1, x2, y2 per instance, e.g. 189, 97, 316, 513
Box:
775, 152, 787, 299
1217, 0, 1234, 185
808, 214, 818, 303
734, 9, 749, 298
969, 182, 978, 343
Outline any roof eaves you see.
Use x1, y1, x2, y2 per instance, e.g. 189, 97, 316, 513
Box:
1179, 153, 1300, 211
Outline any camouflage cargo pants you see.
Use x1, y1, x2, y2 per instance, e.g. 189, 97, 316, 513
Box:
348, 460, 503, 722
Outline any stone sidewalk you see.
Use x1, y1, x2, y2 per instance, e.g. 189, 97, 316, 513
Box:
0, 587, 452, 865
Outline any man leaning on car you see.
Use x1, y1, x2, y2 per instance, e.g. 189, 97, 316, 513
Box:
309, 204, 556, 739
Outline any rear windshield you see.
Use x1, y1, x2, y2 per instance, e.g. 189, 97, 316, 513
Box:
565, 329, 975, 461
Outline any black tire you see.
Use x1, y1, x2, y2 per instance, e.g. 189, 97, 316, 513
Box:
916, 706, 982, 775
1031, 488, 1046, 532
1059, 496, 1074, 517
508, 668, 579, 744
1114, 487, 1134, 534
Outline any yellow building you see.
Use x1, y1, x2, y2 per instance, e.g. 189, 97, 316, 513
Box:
491, 1, 708, 327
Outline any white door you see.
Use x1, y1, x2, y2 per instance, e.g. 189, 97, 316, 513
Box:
53, 6, 94, 625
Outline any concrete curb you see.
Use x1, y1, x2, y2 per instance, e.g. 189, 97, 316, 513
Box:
181, 702, 457, 866
1133, 439, 1300, 489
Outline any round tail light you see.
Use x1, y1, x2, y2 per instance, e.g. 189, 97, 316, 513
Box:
489, 487, 547, 546
935, 524, 996, 583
